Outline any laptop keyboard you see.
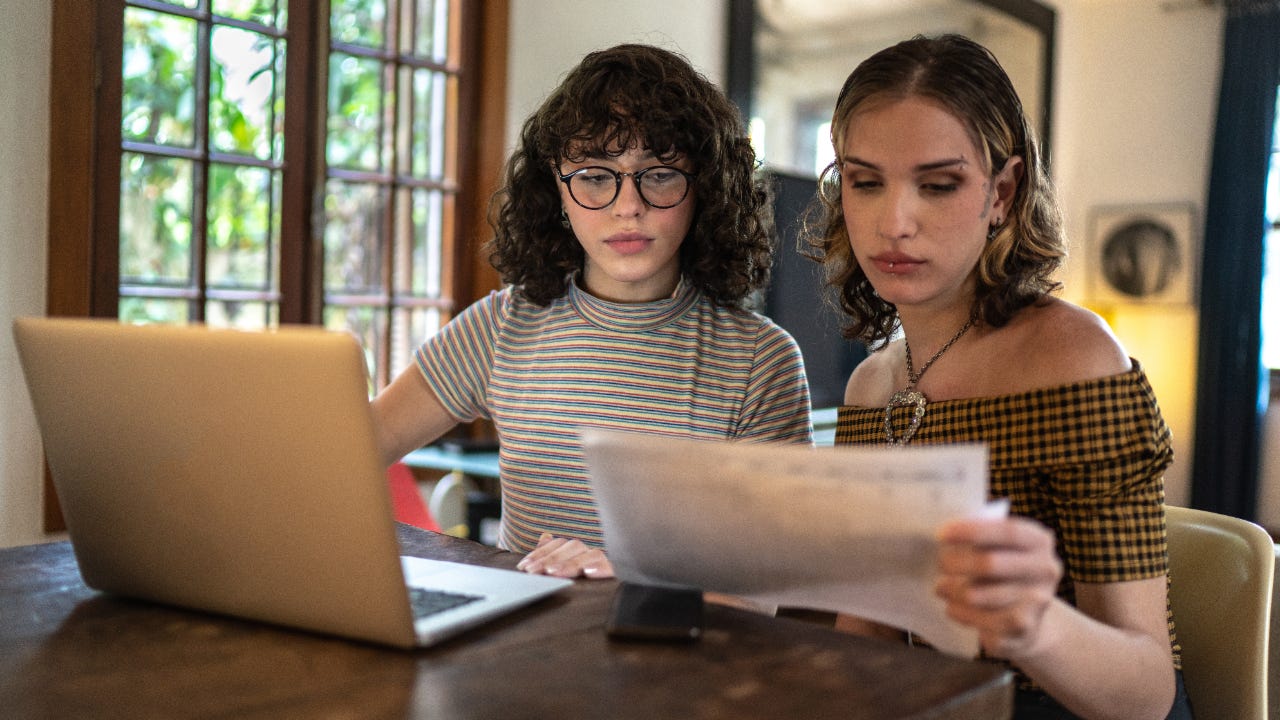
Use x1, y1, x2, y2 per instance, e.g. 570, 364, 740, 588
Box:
408, 586, 484, 619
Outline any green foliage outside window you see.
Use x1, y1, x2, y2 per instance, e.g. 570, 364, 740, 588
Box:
117, 0, 457, 386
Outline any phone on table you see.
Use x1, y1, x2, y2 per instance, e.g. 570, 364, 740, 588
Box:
606, 582, 704, 642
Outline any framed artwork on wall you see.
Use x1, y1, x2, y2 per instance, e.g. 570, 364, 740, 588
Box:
1086, 203, 1198, 306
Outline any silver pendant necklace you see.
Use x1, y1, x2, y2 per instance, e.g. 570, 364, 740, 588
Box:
883, 315, 975, 445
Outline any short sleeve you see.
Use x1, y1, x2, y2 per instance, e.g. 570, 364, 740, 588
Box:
1036, 381, 1174, 583
736, 320, 813, 444
414, 289, 507, 422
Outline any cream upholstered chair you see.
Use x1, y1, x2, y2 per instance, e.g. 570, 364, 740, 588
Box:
1166, 505, 1275, 720
428, 471, 476, 538
1271, 544, 1280, 720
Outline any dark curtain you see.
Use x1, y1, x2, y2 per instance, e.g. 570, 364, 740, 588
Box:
1191, 2, 1280, 519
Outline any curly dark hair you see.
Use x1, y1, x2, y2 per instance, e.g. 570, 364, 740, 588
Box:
485, 43, 775, 309
805, 34, 1065, 347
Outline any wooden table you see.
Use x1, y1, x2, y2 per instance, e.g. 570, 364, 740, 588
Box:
0, 526, 1011, 719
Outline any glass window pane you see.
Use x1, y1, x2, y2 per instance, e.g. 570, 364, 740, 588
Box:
401, 0, 448, 61
206, 300, 277, 329
325, 305, 384, 393
331, 0, 387, 48
317, 0, 465, 390
122, 8, 198, 147
324, 179, 386, 294
416, 0, 449, 62
397, 187, 443, 296
119, 297, 191, 325
412, 68, 447, 178
212, 0, 284, 27
1265, 229, 1279, 368
1258, 88, 1280, 369
120, 152, 195, 284
211, 26, 280, 160
391, 306, 440, 379
328, 52, 387, 171
208, 163, 278, 288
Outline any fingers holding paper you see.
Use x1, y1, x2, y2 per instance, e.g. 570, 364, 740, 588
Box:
517, 532, 616, 579
934, 516, 1063, 659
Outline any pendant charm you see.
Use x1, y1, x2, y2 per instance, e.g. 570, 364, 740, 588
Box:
884, 389, 927, 446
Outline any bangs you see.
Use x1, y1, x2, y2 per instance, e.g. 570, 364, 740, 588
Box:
558, 114, 687, 166
545, 68, 701, 166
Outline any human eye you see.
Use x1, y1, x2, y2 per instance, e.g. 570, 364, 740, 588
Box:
640, 167, 682, 186
845, 173, 881, 192
575, 167, 617, 187
840, 163, 881, 193
923, 181, 959, 193
919, 173, 961, 195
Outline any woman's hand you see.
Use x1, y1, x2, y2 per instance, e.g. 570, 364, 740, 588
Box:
934, 516, 1063, 660
516, 533, 615, 579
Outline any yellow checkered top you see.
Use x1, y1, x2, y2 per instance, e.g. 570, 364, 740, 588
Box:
837, 361, 1181, 686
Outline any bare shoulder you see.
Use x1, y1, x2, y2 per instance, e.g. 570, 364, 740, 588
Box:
1003, 298, 1131, 388
843, 342, 898, 407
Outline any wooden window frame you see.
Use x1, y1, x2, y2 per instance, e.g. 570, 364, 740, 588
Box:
44, 0, 507, 531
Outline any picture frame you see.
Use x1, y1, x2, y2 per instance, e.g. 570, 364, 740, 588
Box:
1086, 202, 1198, 306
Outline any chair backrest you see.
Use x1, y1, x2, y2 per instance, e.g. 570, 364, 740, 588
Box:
429, 471, 476, 538
1166, 505, 1275, 720
386, 462, 440, 532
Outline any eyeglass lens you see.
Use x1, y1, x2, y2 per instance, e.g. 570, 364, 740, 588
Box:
563, 167, 690, 210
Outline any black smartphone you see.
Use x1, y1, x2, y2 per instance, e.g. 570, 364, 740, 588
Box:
605, 582, 704, 642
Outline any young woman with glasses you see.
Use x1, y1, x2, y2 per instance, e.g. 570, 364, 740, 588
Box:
371, 43, 813, 579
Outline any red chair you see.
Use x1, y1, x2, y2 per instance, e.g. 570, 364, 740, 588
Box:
386, 461, 441, 532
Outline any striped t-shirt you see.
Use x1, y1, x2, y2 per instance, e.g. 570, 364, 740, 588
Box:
416, 278, 813, 552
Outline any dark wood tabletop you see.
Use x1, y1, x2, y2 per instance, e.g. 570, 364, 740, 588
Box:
0, 525, 1011, 719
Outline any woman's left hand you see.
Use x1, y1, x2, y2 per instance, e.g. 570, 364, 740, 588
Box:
934, 516, 1063, 660
516, 532, 615, 579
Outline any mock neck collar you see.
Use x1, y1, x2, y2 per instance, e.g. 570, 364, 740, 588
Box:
567, 275, 699, 332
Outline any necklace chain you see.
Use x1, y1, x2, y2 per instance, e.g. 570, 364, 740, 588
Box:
904, 316, 975, 389
885, 314, 977, 446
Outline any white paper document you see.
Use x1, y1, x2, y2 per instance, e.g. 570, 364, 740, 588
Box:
581, 428, 1002, 657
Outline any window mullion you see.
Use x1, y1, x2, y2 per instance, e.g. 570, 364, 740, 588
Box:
279, 0, 322, 325
92, 1, 126, 319
379, 57, 398, 389
191, 16, 213, 323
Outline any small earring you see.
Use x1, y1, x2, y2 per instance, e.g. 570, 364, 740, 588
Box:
987, 219, 1002, 241
560, 208, 571, 229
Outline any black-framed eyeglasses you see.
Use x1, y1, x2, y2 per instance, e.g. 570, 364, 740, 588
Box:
557, 165, 695, 210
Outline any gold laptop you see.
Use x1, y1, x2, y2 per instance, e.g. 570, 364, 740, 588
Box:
12, 317, 568, 648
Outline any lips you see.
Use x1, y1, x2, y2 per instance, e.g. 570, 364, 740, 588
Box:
869, 252, 923, 275
605, 232, 653, 256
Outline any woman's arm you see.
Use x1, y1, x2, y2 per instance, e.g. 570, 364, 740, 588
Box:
369, 368, 459, 468
936, 517, 1176, 720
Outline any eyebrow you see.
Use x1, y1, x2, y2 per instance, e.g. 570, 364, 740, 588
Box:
842, 156, 969, 172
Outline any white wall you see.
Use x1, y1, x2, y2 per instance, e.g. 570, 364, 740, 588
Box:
1050, 0, 1223, 507
505, 0, 728, 150
0, 0, 51, 547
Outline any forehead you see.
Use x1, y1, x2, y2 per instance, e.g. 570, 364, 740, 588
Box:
842, 95, 985, 167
